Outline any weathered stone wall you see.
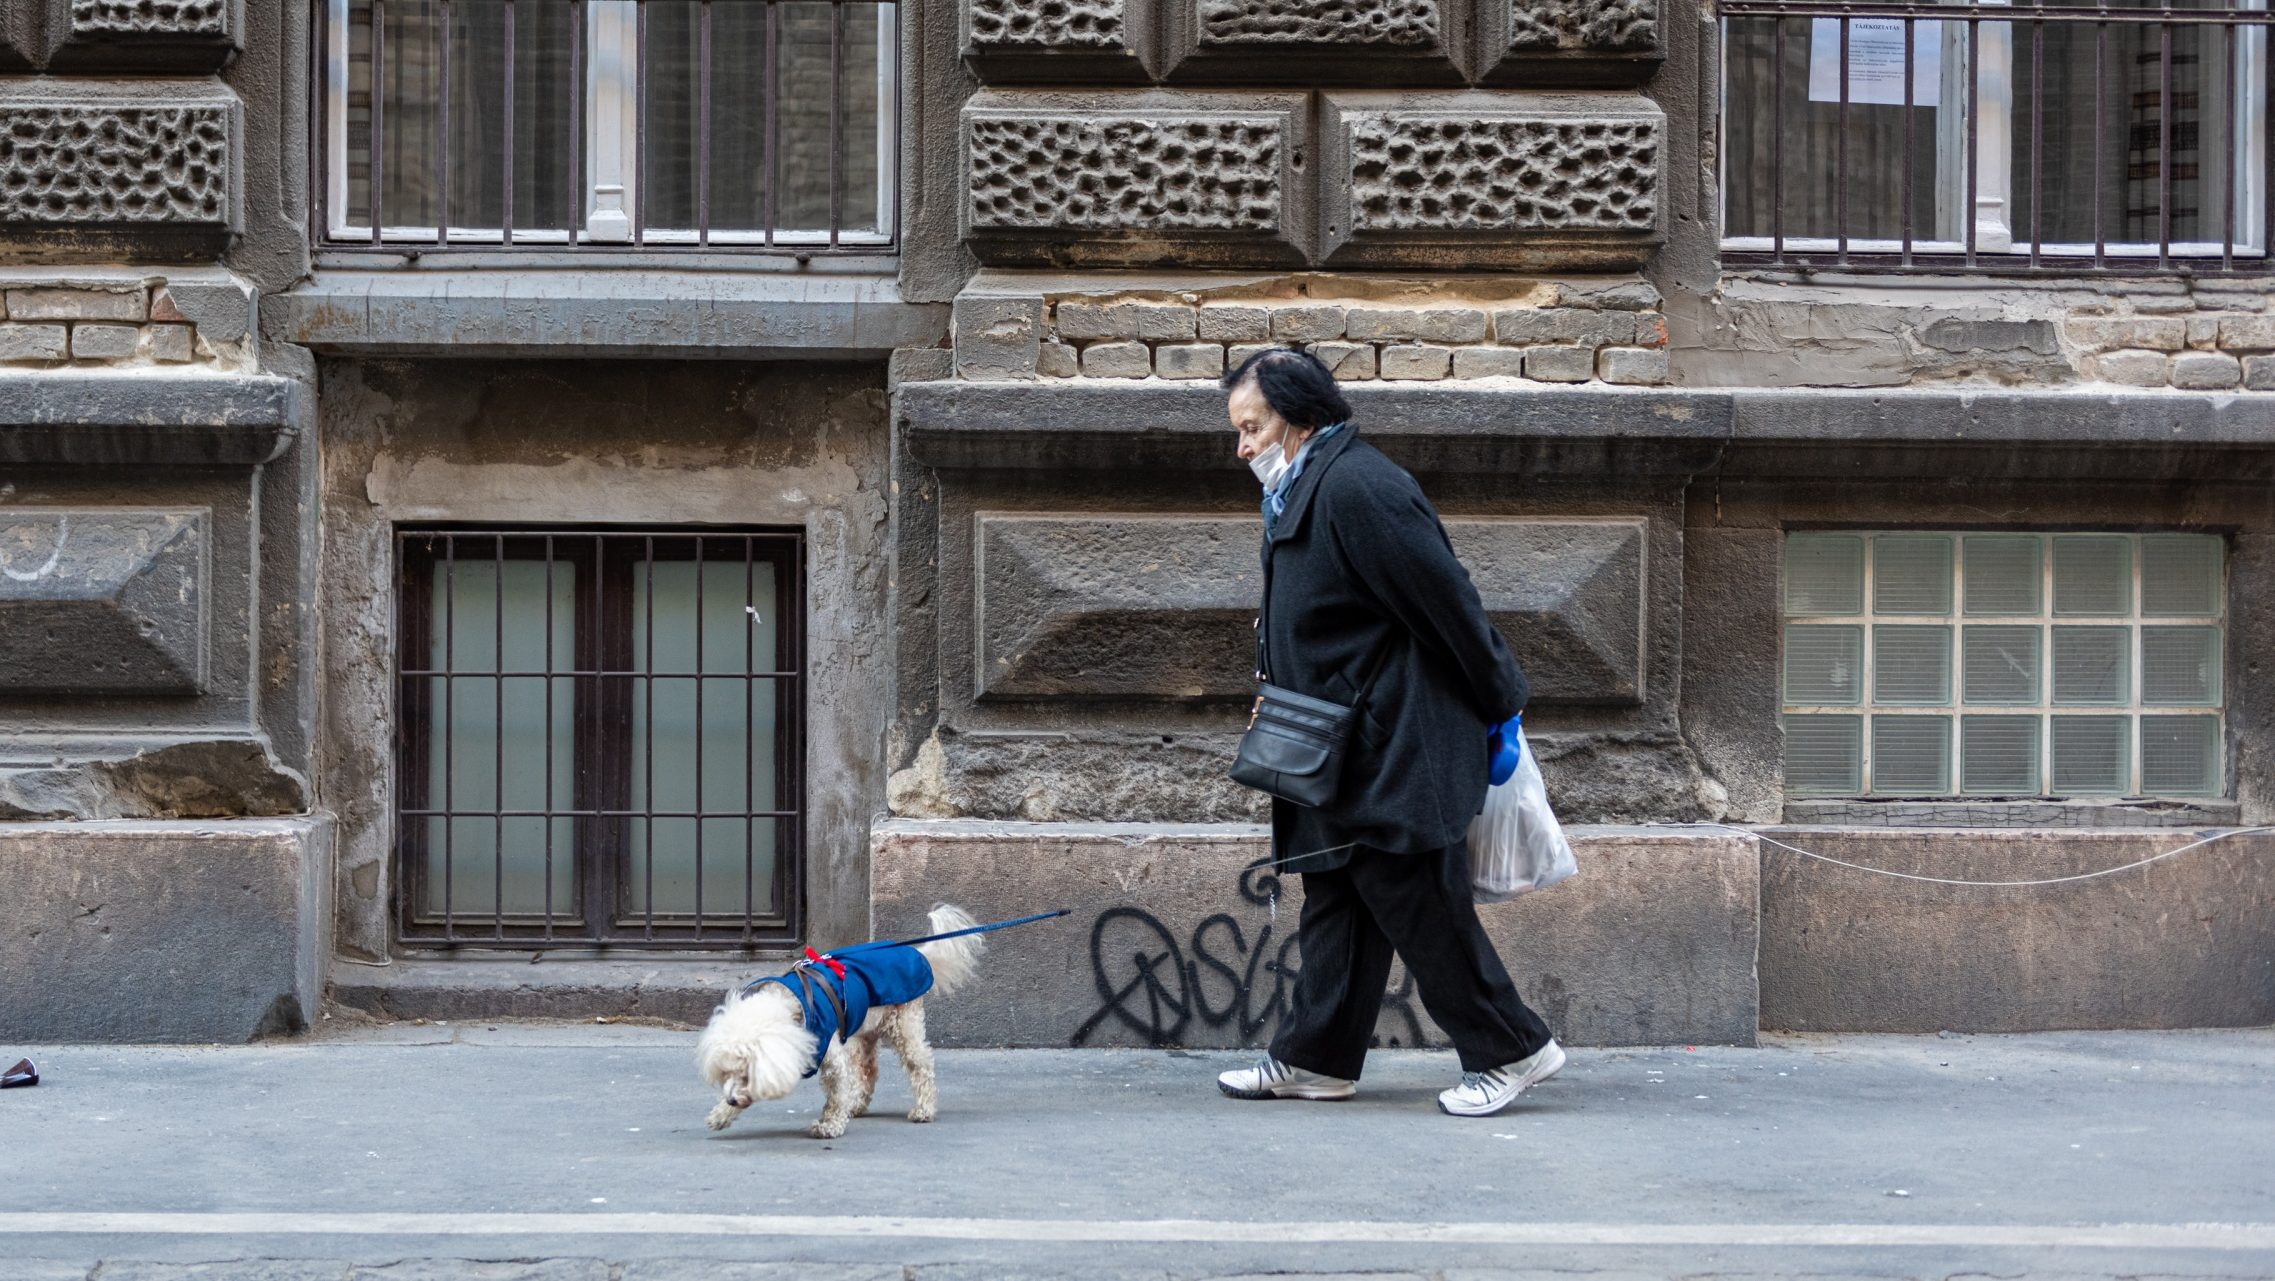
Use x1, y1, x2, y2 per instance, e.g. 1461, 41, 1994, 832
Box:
314, 360, 895, 964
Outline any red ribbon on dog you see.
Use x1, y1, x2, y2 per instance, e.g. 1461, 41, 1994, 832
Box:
803, 947, 846, 980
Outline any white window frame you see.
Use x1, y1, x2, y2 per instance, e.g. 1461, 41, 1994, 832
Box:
324, 0, 899, 248
1781, 532, 2227, 801
1719, 0, 2271, 260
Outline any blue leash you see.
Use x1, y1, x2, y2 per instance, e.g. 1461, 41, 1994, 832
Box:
737, 909, 1069, 997
827, 908, 1070, 958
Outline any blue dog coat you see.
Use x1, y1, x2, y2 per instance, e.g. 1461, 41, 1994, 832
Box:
749, 945, 935, 1077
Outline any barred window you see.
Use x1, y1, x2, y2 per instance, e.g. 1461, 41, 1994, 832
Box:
323, 0, 897, 250
396, 529, 804, 947
1782, 531, 2226, 799
1722, 1, 2270, 270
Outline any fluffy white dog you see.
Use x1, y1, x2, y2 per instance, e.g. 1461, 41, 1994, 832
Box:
696, 904, 983, 1139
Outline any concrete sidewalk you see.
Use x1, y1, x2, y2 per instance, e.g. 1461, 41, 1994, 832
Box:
1, 1024, 2270, 1280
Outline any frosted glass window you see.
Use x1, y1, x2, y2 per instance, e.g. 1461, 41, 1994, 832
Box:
1963, 535, 2041, 615
1961, 625, 2039, 705
1785, 714, 1864, 796
1871, 716, 1951, 795
1873, 535, 1953, 615
1786, 533, 1866, 615
1784, 625, 1864, 704
1783, 531, 2223, 801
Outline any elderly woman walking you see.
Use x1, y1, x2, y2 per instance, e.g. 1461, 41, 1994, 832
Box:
1213, 347, 1564, 1118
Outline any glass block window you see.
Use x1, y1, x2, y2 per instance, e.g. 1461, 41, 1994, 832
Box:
1782, 532, 2226, 800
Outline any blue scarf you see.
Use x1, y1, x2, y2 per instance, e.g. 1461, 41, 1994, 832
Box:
1262, 422, 1345, 535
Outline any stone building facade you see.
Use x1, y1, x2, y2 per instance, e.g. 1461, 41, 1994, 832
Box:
2, 0, 2270, 1044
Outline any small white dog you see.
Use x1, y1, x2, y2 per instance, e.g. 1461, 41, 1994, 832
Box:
696, 904, 983, 1139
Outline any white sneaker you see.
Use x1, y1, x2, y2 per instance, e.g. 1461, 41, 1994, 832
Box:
1437, 1039, 1566, 1117
1216, 1055, 1357, 1101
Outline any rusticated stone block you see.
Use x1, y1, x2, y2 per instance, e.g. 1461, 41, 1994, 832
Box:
1197, 303, 1270, 342
1270, 304, 1346, 342
2066, 316, 2186, 352
1345, 306, 1487, 343
1081, 339, 1152, 378
962, 0, 1151, 81
2216, 316, 2275, 350
1493, 306, 1634, 346
953, 295, 1043, 380
876, 821, 1760, 1048
1165, 0, 1463, 84
2095, 349, 2168, 387
1761, 829, 2275, 1033
0, 509, 207, 694
0, 323, 68, 362
44, 0, 240, 72
0, 83, 237, 241
2171, 350, 2242, 390
1557, 278, 1661, 310
1154, 341, 1225, 379
1321, 92, 1662, 269
0, 817, 331, 1042
5, 287, 145, 321
963, 91, 1311, 268
1524, 344, 1595, 382
69, 322, 139, 361
1226, 341, 1278, 370
1309, 340, 1375, 380
1598, 346, 1668, 385
1378, 342, 1451, 380
1452, 345, 1527, 378
1037, 339, 1080, 377
2245, 355, 2275, 391
1481, 0, 1662, 84
973, 513, 1646, 703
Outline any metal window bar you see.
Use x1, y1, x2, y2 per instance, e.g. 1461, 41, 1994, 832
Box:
1722, 1, 2273, 275
321, 0, 898, 254
395, 528, 805, 949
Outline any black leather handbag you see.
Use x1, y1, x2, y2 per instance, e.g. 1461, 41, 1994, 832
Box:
1229, 681, 1357, 808
1228, 543, 1385, 809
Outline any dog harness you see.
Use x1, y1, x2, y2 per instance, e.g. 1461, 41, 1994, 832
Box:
748, 945, 936, 1077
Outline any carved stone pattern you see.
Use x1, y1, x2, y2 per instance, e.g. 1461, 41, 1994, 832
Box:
969, 0, 1124, 47
72, 0, 229, 36
0, 106, 229, 225
1200, 0, 1438, 47
1349, 116, 1656, 232
1507, 0, 1655, 51
969, 116, 1281, 232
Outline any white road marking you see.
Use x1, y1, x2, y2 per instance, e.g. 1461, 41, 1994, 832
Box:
0, 1214, 2271, 1250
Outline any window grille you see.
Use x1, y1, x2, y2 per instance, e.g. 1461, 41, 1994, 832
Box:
394, 528, 805, 948
320, 0, 898, 251
1721, 1, 2271, 272
1781, 531, 2226, 799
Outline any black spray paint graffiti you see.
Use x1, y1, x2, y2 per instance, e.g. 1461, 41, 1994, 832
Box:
1071, 863, 1426, 1049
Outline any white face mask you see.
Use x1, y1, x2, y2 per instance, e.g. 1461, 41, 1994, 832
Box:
1248, 434, 1294, 491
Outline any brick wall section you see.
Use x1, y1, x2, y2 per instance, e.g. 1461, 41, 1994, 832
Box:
957, 281, 1673, 386
0, 285, 200, 367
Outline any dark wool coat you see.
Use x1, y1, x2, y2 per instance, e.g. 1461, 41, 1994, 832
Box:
1255, 427, 1528, 870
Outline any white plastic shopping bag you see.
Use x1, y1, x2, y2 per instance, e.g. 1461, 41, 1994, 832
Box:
1468, 727, 1577, 904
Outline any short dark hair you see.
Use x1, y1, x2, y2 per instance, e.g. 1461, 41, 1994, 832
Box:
1220, 346, 1354, 432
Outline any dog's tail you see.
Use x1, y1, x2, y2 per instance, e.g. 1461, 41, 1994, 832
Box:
918, 903, 984, 998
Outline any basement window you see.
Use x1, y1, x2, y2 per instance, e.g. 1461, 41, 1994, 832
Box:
394, 528, 805, 948
1781, 531, 2226, 800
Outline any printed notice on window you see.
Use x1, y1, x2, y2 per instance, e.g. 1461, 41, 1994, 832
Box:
1808, 17, 1941, 106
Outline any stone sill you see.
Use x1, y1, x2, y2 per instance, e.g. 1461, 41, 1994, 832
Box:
328, 953, 787, 1028
898, 381, 2275, 478
265, 268, 948, 360
0, 369, 305, 465
1781, 799, 2241, 829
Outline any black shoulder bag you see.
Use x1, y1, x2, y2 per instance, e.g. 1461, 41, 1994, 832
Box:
1228, 544, 1388, 809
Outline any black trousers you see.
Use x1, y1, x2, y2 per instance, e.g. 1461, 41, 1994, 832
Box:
1269, 840, 1554, 1080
